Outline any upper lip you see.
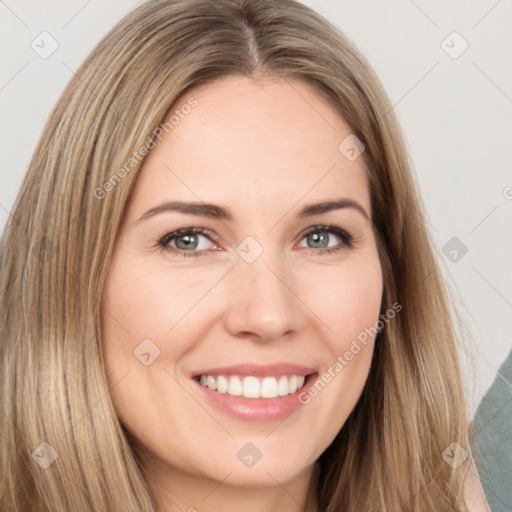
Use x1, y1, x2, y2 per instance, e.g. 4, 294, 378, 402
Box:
191, 363, 317, 378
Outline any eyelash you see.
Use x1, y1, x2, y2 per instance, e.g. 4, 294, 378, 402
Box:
158, 223, 355, 258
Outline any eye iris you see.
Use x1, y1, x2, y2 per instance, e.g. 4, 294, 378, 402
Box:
175, 234, 198, 250
308, 231, 329, 249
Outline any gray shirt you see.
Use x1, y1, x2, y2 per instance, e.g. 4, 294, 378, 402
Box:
472, 349, 512, 511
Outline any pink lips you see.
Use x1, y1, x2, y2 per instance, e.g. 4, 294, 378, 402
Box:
191, 363, 317, 422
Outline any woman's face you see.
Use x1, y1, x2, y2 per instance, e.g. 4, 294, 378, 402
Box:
102, 75, 383, 494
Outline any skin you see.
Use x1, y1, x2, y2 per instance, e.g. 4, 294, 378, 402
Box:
464, 462, 491, 512
101, 74, 384, 511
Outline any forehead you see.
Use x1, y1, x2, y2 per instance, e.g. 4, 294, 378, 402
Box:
127, 75, 370, 220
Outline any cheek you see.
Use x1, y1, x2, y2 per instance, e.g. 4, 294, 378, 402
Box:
101, 257, 226, 353
301, 258, 383, 350
100, 257, 209, 445
100, 256, 231, 424
297, 253, 382, 392
295, 258, 382, 442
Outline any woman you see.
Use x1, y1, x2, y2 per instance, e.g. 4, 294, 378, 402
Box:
0, 0, 490, 510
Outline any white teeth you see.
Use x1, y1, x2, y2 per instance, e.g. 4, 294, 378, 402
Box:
217, 375, 228, 394
289, 375, 298, 394
278, 376, 289, 396
228, 376, 242, 396
206, 376, 217, 390
261, 377, 278, 398
243, 376, 260, 398
198, 374, 308, 398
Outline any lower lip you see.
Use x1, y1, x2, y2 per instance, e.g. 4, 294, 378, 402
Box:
193, 374, 317, 422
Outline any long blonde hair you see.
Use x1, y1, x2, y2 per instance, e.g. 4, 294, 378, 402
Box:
0, 0, 471, 510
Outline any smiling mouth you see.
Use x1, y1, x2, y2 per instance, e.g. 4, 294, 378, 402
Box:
195, 374, 308, 399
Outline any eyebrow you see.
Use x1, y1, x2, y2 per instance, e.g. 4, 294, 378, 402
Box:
136, 198, 370, 223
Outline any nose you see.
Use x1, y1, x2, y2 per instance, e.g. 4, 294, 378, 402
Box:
223, 250, 303, 343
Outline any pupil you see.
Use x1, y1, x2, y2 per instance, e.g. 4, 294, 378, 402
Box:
309, 232, 327, 248
176, 234, 197, 250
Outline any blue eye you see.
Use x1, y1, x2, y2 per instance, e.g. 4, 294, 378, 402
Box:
299, 224, 354, 254
159, 227, 216, 257
158, 223, 355, 258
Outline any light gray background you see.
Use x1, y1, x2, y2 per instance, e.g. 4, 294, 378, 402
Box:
1, 0, 511, 418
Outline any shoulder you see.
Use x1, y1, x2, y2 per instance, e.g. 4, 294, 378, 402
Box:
463, 462, 490, 512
